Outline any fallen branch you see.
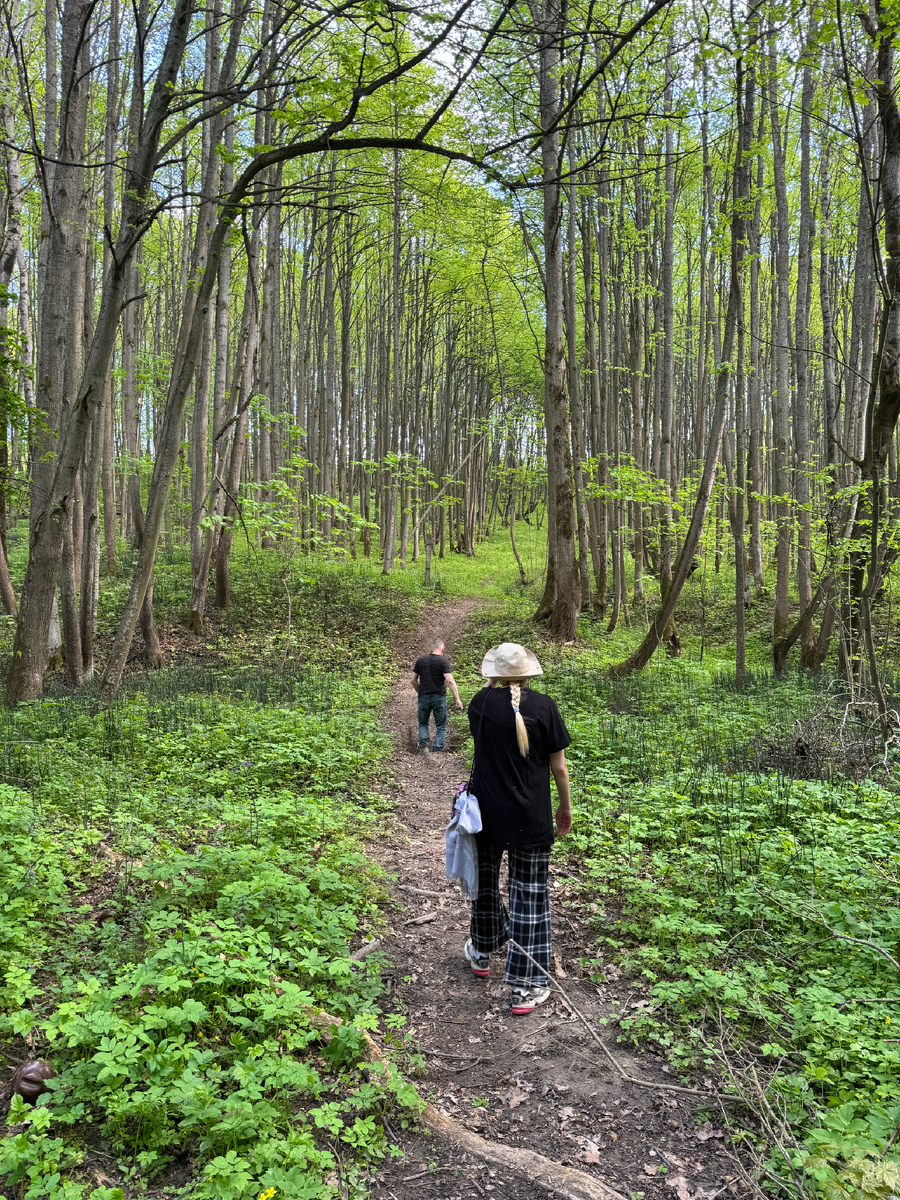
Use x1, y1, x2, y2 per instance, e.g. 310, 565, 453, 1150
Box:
307, 1007, 627, 1200
403, 912, 438, 927
350, 938, 383, 961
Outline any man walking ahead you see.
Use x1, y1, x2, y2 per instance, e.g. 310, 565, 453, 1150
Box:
413, 639, 463, 752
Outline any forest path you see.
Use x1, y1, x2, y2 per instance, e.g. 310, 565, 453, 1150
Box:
367, 601, 741, 1200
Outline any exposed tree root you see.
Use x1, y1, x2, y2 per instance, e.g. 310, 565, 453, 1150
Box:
308, 1009, 628, 1200
421, 1105, 629, 1200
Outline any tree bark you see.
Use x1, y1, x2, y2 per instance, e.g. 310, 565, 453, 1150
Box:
532, 0, 579, 640
769, 38, 793, 674
7, 0, 197, 703
794, 50, 815, 666
658, 43, 679, 655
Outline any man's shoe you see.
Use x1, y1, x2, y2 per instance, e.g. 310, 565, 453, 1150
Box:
510, 984, 552, 1015
418, 744, 430, 754
463, 938, 491, 978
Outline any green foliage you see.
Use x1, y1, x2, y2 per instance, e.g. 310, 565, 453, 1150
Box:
0, 564, 423, 1198
456, 587, 900, 1195
527, 653, 900, 1180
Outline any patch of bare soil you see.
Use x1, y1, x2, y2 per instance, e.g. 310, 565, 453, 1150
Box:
368, 601, 744, 1200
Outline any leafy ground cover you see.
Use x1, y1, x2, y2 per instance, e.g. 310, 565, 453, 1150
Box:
456, 598, 900, 1195
0, 568, 424, 1200
3, 529, 899, 1200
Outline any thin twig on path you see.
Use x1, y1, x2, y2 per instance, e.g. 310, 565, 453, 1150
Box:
508, 939, 743, 1103
838, 995, 900, 1010
400, 1166, 457, 1182
418, 1019, 561, 1067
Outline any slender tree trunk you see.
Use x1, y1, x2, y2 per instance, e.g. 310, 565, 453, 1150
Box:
566, 115, 590, 608
580, 198, 606, 611
658, 44, 679, 655
795, 52, 815, 666
813, 135, 838, 670
747, 95, 765, 596
769, 38, 793, 673
533, 0, 579, 640
79, 413, 102, 678
214, 213, 262, 609
615, 52, 755, 675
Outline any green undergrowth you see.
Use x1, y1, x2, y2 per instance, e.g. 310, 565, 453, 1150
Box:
458, 602, 900, 1198
0, 565, 426, 1200
110, 548, 421, 672
1, 538, 424, 677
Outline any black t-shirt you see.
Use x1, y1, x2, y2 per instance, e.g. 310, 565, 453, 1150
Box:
414, 653, 451, 695
468, 686, 571, 851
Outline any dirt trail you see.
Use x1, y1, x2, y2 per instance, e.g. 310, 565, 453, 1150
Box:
369, 601, 740, 1200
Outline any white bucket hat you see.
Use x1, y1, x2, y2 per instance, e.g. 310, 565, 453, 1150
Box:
480, 642, 543, 679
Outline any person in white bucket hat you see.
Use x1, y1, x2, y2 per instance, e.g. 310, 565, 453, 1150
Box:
461, 642, 572, 1015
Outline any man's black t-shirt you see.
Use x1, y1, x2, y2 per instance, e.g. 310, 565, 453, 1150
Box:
467, 686, 571, 851
414, 653, 451, 695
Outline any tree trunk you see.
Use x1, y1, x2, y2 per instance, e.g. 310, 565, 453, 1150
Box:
566, 114, 590, 610
79, 397, 102, 681
747, 94, 765, 596
794, 52, 815, 667
215, 215, 262, 609
8, 0, 198, 703
658, 43, 679, 655
615, 53, 754, 675
769, 38, 794, 674
533, 0, 579, 640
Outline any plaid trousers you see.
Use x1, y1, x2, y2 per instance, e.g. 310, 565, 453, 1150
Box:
469, 842, 551, 987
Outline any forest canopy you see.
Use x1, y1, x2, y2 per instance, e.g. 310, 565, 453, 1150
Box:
0, 0, 894, 710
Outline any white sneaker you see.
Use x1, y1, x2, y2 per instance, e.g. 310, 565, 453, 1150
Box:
463, 938, 491, 978
510, 984, 552, 1015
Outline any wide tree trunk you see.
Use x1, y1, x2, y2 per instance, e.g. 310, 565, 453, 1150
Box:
7, 0, 196, 704
845, 5, 900, 716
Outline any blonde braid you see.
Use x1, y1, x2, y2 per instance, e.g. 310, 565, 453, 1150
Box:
509, 681, 530, 757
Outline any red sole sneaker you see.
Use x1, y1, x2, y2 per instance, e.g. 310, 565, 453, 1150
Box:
510, 988, 551, 1016
463, 940, 490, 978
